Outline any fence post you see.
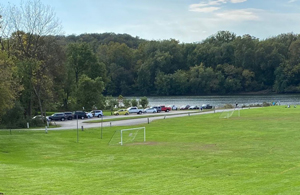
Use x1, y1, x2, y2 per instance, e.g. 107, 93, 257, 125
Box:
101, 116, 103, 139
81, 126, 84, 131
45, 126, 48, 134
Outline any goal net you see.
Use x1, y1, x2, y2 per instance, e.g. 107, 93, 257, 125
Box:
219, 109, 240, 119
109, 127, 146, 145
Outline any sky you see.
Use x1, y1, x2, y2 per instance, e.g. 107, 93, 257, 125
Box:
2, 0, 300, 43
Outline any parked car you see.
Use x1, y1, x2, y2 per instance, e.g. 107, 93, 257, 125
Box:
152, 106, 162, 113
91, 110, 103, 117
64, 112, 73, 120
180, 105, 190, 110
86, 112, 93, 118
143, 107, 157, 113
127, 107, 143, 114
160, 105, 171, 112
201, 104, 213, 109
72, 111, 87, 119
114, 109, 129, 115
49, 113, 66, 121
168, 105, 177, 110
32, 115, 50, 122
189, 105, 199, 109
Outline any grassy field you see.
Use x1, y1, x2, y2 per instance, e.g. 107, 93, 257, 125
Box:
1, 106, 300, 194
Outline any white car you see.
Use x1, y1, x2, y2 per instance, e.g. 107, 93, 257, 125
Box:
143, 108, 157, 113
86, 112, 93, 118
91, 110, 103, 117
168, 105, 177, 110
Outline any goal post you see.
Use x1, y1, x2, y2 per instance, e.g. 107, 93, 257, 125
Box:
219, 109, 240, 119
109, 127, 146, 145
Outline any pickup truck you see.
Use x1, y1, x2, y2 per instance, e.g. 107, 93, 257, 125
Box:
160, 105, 171, 112
127, 107, 143, 114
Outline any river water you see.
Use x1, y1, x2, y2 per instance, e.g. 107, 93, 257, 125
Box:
125, 94, 300, 108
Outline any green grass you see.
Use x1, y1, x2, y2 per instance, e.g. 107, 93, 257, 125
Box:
1, 106, 300, 194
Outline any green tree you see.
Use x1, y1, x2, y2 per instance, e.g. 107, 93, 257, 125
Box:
131, 99, 138, 107
137, 63, 151, 95
123, 98, 131, 108
0, 51, 22, 120
76, 75, 105, 110
169, 70, 189, 95
139, 97, 149, 108
67, 43, 95, 87
155, 72, 171, 95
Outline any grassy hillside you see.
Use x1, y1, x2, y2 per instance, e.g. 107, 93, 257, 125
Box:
1, 106, 300, 194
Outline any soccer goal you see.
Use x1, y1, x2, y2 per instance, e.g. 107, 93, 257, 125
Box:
219, 109, 240, 119
109, 127, 146, 145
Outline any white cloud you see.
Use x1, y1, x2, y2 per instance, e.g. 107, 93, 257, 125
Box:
189, 0, 247, 13
190, 0, 227, 7
189, 0, 226, 12
230, 0, 247, 3
189, 6, 220, 12
215, 9, 260, 21
288, 0, 297, 3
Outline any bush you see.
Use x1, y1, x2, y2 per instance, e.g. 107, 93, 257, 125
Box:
105, 96, 118, 110
139, 97, 149, 108
131, 99, 138, 107
262, 102, 271, 107
223, 104, 234, 109
123, 99, 131, 108
248, 104, 262, 107
30, 118, 46, 127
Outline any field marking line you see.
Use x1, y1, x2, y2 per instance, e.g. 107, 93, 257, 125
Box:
280, 164, 300, 174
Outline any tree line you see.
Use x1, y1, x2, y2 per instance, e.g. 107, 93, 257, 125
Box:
1, 0, 300, 127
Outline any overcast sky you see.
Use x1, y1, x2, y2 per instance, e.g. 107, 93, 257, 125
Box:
2, 0, 300, 43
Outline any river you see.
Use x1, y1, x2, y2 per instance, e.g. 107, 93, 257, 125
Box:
125, 94, 300, 108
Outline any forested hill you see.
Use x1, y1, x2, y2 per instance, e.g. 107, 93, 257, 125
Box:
59, 31, 300, 96
2, 30, 300, 118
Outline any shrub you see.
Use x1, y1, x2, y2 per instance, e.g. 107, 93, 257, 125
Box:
139, 97, 149, 108
223, 104, 234, 109
262, 102, 271, 107
131, 99, 138, 107
123, 99, 131, 108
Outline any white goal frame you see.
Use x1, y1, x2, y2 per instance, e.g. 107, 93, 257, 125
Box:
120, 127, 146, 145
219, 109, 240, 119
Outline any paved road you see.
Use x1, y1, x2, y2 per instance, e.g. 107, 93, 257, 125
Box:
42, 108, 247, 131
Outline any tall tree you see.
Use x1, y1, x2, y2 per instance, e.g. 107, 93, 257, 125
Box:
0, 50, 22, 120
76, 75, 105, 110
1, 0, 62, 118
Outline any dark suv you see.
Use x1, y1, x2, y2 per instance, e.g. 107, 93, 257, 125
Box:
49, 113, 66, 121
64, 112, 73, 120
72, 111, 87, 119
201, 104, 213, 109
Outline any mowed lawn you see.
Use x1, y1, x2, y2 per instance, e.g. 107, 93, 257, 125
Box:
1, 106, 300, 194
